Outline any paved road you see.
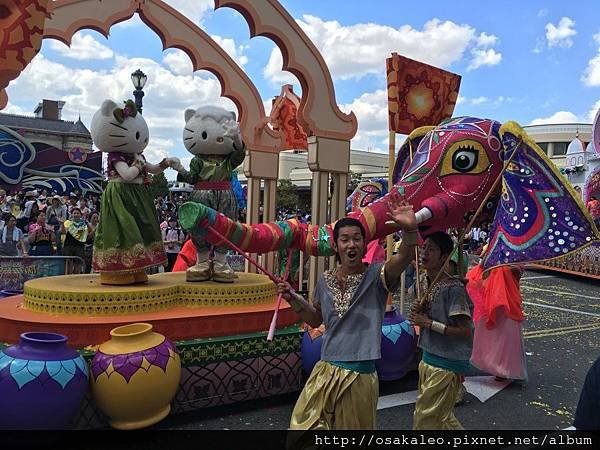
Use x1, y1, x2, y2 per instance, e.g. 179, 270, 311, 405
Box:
160, 269, 600, 430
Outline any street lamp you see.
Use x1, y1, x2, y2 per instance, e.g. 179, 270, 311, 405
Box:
131, 69, 147, 114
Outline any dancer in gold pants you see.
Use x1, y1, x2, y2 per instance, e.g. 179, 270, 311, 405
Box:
409, 231, 474, 430
279, 199, 418, 430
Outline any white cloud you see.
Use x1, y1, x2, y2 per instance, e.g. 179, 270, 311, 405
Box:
475, 32, 498, 48
145, 137, 174, 163
456, 95, 492, 106
210, 35, 249, 67
264, 15, 501, 84
263, 98, 273, 117
339, 89, 388, 152
529, 111, 579, 125
162, 0, 214, 23
2, 102, 33, 116
163, 50, 193, 75
5, 52, 236, 168
162, 36, 248, 77
582, 33, 600, 87
587, 99, 600, 122
467, 48, 502, 71
545, 17, 577, 48
263, 48, 300, 86
583, 54, 600, 86
110, 14, 145, 29
49, 33, 114, 60
455, 95, 514, 116
470, 96, 489, 105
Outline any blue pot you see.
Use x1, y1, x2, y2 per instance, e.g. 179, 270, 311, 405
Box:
0, 332, 89, 429
300, 326, 324, 376
376, 305, 417, 381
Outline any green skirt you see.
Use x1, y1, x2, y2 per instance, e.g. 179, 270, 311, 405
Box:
92, 181, 166, 273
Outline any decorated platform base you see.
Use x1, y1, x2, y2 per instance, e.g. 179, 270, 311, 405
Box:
0, 272, 303, 429
70, 326, 303, 428
0, 272, 297, 348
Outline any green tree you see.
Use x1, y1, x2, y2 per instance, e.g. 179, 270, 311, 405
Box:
149, 172, 170, 198
277, 178, 299, 210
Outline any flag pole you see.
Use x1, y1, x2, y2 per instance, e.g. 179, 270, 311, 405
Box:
386, 130, 396, 311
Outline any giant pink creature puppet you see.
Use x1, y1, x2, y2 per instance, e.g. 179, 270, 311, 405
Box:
178, 117, 504, 257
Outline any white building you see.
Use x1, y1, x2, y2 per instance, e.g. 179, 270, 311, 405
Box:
522, 123, 592, 169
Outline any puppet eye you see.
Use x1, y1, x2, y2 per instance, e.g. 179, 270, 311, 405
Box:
440, 139, 490, 177
453, 149, 477, 172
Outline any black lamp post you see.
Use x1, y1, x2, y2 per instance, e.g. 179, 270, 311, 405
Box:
131, 69, 147, 114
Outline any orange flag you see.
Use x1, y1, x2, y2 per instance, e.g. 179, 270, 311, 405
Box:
387, 53, 461, 134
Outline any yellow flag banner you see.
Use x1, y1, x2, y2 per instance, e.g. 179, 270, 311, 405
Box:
387, 53, 461, 134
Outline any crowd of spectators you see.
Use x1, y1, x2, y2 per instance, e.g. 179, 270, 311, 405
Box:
0, 188, 102, 273
276, 207, 311, 223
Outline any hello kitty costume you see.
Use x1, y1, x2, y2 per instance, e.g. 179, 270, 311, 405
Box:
173, 105, 245, 283
90, 99, 175, 285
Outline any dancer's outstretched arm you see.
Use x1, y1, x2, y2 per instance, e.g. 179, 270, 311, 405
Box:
383, 195, 418, 288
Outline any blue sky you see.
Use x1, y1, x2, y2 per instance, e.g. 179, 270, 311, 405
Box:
5, 0, 600, 175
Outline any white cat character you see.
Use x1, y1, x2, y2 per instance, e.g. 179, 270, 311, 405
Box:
174, 105, 245, 282
90, 99, 177, 285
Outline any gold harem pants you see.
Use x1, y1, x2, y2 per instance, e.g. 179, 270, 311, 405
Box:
413, 360, 464, 430
289, 361, 378, 430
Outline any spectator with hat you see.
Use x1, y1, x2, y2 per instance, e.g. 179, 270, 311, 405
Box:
67, 192, 79, 216
0, 189, 7, 214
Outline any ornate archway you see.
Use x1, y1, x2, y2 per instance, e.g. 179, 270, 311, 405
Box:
44, 0, 282, 152
3, 0, 358, 287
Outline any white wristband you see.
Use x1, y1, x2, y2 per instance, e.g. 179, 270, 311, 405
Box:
430, 320, 447, 335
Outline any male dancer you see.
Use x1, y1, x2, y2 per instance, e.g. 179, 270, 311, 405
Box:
409, 231, 474, 429
277, 197, 418, 430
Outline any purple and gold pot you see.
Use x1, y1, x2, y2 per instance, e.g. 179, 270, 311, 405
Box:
90, 323, 181, 430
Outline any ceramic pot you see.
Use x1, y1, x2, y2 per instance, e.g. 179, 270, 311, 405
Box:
0, 332, 89, 429
90, 323, 181, 430
300, 324, 325, 377
376, 305, 417, 381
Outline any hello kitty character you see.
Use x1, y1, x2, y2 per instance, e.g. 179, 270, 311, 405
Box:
90, 99, 178, 285
172, 105, 245, 283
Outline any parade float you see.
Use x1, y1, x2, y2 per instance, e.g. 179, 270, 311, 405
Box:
4, 0, 596, 432
1, 0, 353, 428
529, 108, 600, 279
0, 0, 501, 429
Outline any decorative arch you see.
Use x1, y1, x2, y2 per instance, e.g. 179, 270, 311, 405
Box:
216, 0, 357, 141
42, 0, 282, 152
